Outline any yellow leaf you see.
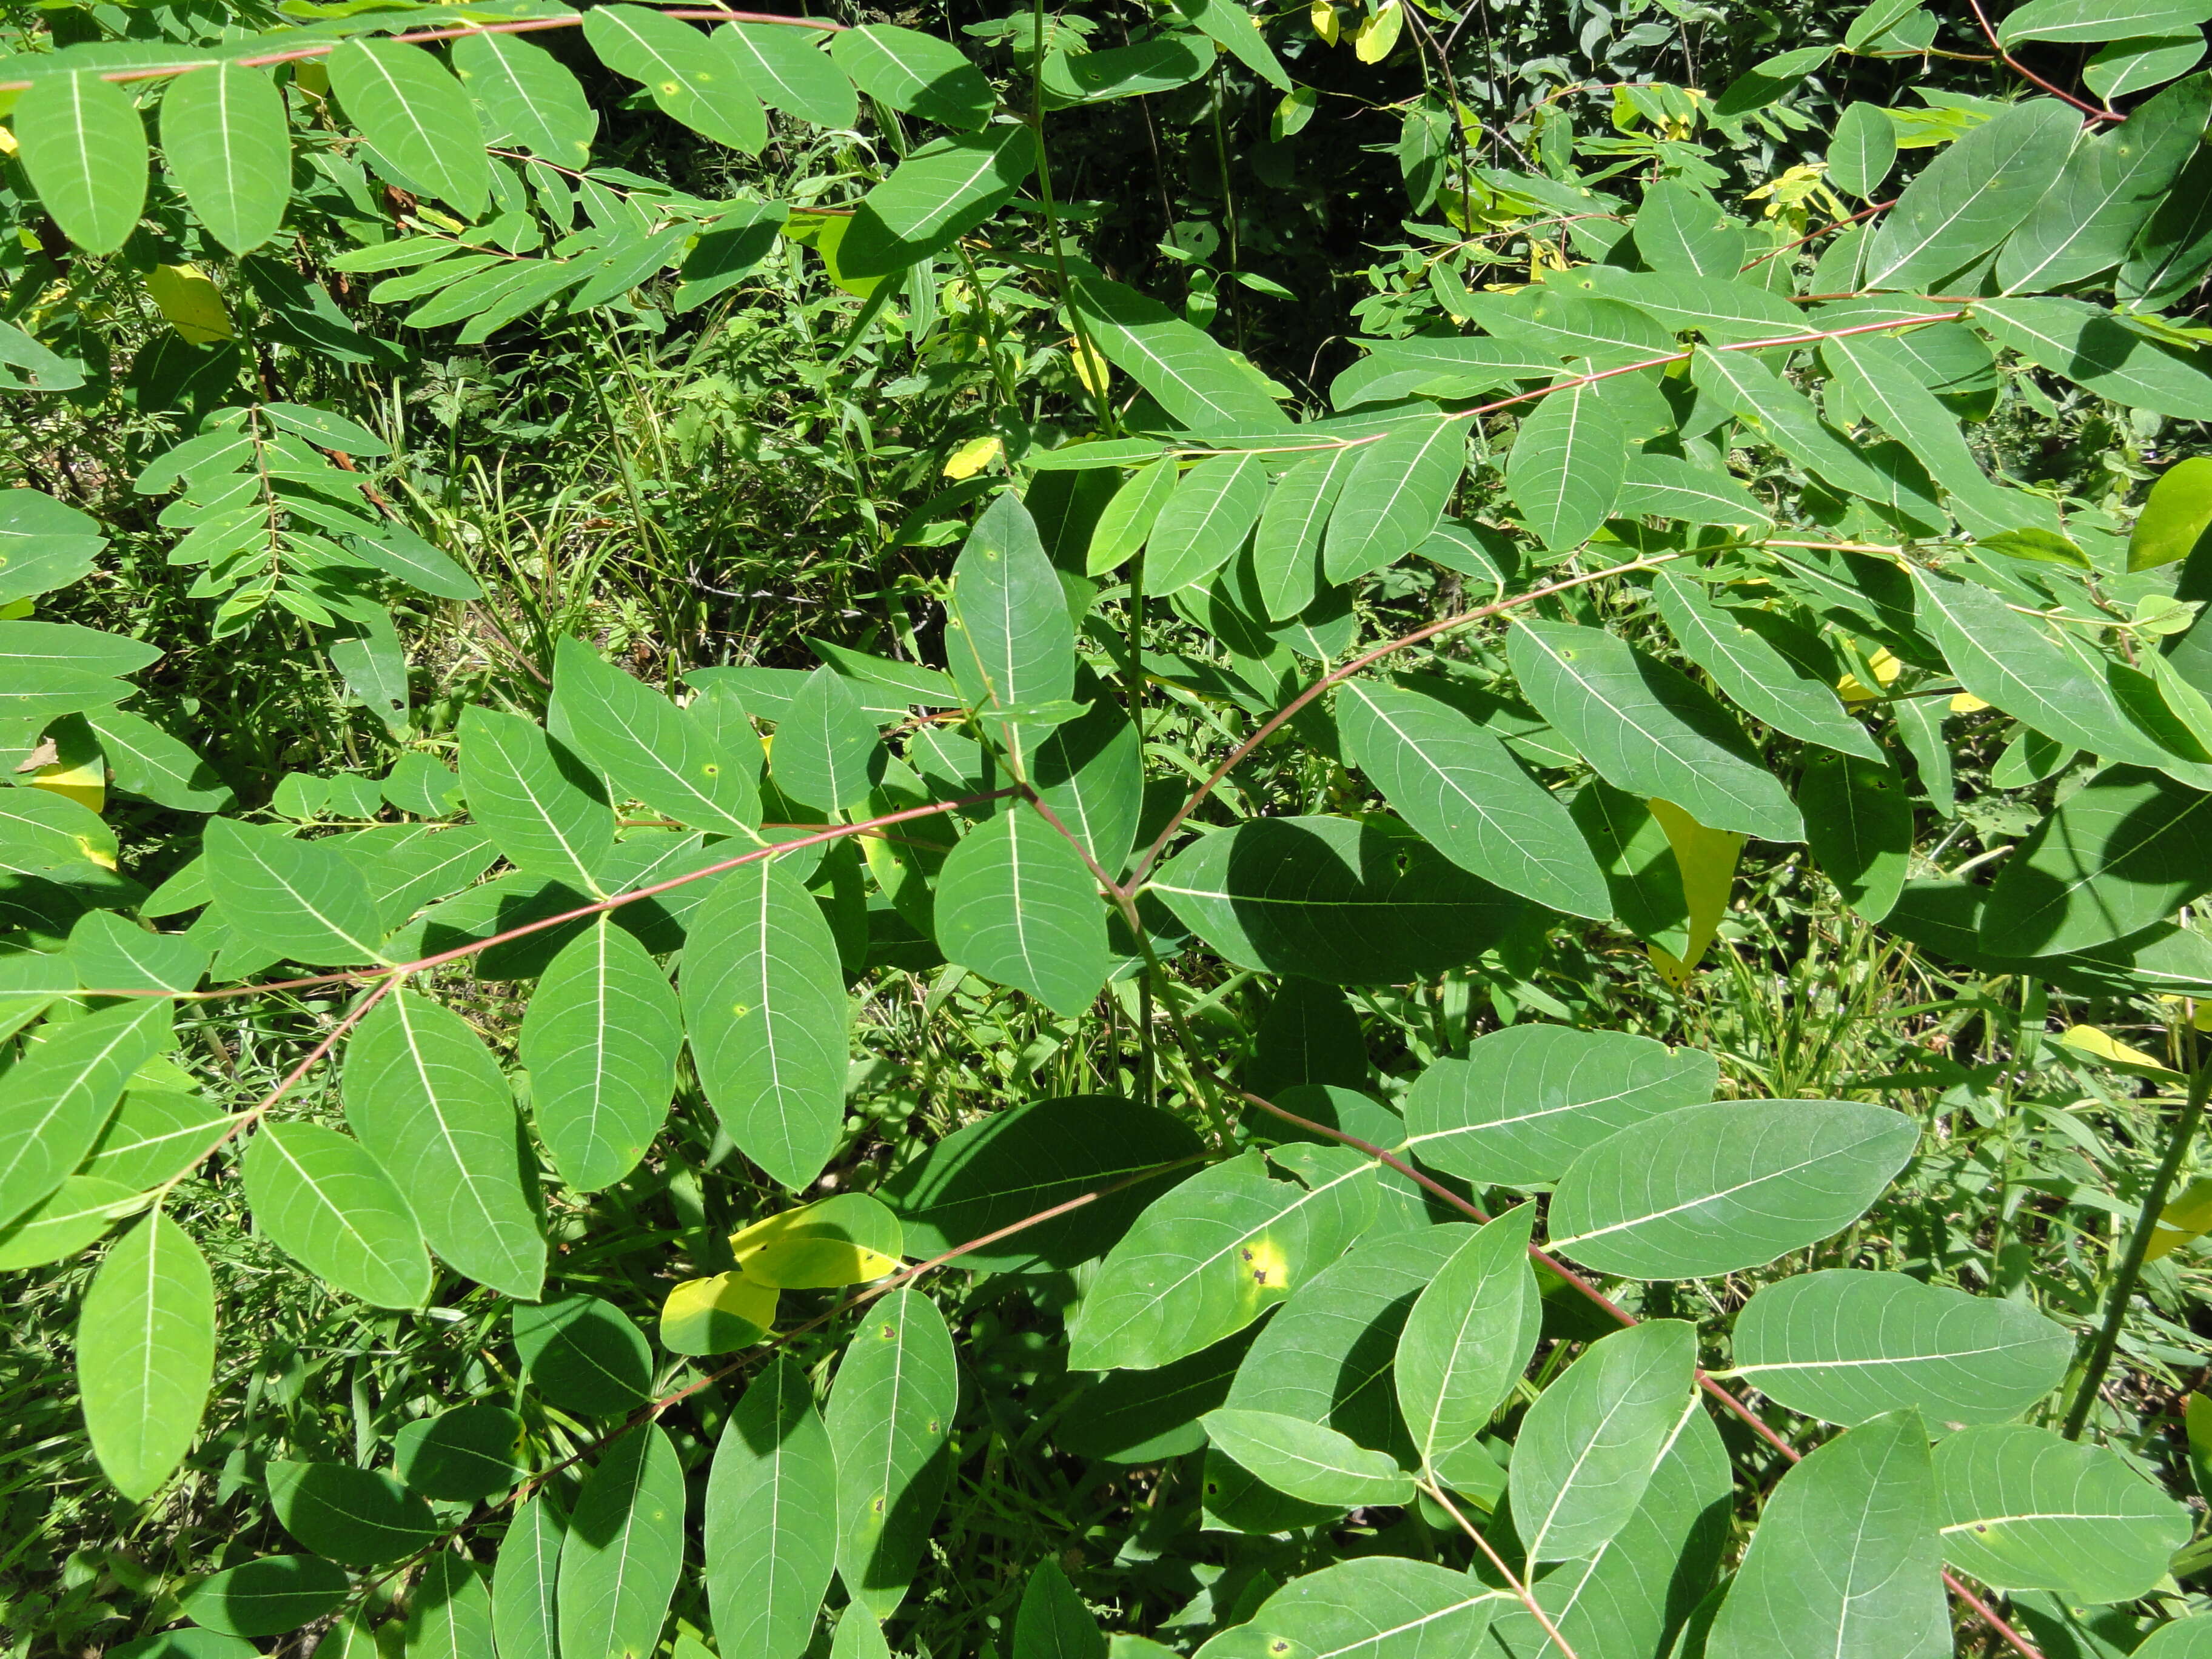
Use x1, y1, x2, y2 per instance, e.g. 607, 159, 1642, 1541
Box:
30, 720, 104, 814
0, 599, 33, 621
144, 264, 233, 345
943, 435, 1003, 480
0, 122, 16, 158
1949, 691, 1991, 712
659, 1273, 778, 1356
2147, 1175, 2212, 1262
1646, 799, 1743, 987
1312, 0, 1341, 44
742, 1236, 903, 1289
2060, 1023, 2180, 1080
1353, 0, 1402, 62
1835, 646, 1900, 703
729, 1192, 905, 1290
1070, 337, 1110, 398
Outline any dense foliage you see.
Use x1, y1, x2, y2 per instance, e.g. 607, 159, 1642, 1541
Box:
12, 0, 2212, 1656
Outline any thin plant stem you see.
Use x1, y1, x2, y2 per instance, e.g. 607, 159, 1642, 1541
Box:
2063, 1026, 2210, 1439
1420, 1478, 1582, 1659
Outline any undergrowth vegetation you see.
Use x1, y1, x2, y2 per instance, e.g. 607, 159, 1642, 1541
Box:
9, 0, 2212, 1656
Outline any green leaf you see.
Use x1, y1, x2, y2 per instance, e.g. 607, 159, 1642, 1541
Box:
86, 708, 235, 810
15, 71, 149, 255
1689, 348, 1911, 511
827, 24, 993, 130
2001, 0, 2212, 44
1483, 1406, 1731, 1659
178, 1557, 349, 1639
558, 1424, 686, 1659
515, 1294, 652, 1417
1980, 764, 2212, 956
2121, 143, 2212, 309
1033, 679, 1144, 878
550, 638, 761, 838
342, 989, 546, 1299
0, 486, 105, 604
1934, 1424, 2192, 1604
1224, 1223, 1469, 1463
775, 664, 886, 812
1191, 1558, 1503, 1659
1732, 1269, 2073, 1428
520, 916, 682, 1193
1168, 0, 1292, 89
0, 785, 118, 871
0, 1175, 135, 1271
839, 127, 1039, 278
266, 1460, 438, 1565
682, 858, 849, 1191
1548, 1099, 1920, 1279
882, 1094, 1202, 1272
1199, 1409, 1415, 1506
826, 1287, 957, 1619
1070, 276, 1292, 432
719, 24, 857, 129
1616, 452, 1775, 529
2130, 456, 2212, 571
1800, 746, 1914, 922
72, 910, 206, 996
81, 1087, 230, 1192
1705, 1410, 1949, 1659
458, 706, 617, 896
1086, 460, 1180, 575
78, 1210, 213, 1502
204, 819, 389, 967
1976, 295, 2212, 420
1338, 680, 1609, 918
1017, 1560, 1105, 1659
1393, 1205, 1538, 1483
159, 65, 289, 255
493, 1492, 566, 1659
406, 1552, 495, 1657
1253, 444, 1359, 618
0, 999, 175, 1233
327, 39, 491, 221
394, 1403, 529, 1501
1654, 575, 1883, 760
1150, 814, 1526, 985
243, 1121, 432, 1309
1148, 452, 1272, 594
453, 29, 598, 167
584, 5, 763, 153
947, 492, 1078, 768
1909, 568, 2172, 766
1511, 1319, 1698, 1563
706, 1356, 839, 1659
2140, 1619, 2212, 1658
1403, 1021, 1717, 1190
1322, 420, 1467, 582
1505, 378, 1626, 552
346, 521, 480, 598
1508, 618, 1804, 843
1068, 1146, 1376, 1371
1863, 99, 2080, 289
1829, 102, 1899, 199
1997, 75, 2210, 293
933, 806, 1109, 1019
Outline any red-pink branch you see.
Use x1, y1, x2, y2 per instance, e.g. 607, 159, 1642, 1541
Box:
81, 788, 1020, 1004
